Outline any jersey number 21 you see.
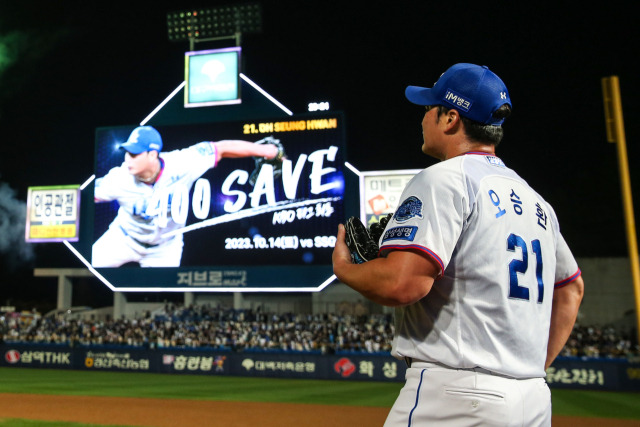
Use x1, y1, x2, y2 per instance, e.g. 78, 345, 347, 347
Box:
507, 233, 544, 303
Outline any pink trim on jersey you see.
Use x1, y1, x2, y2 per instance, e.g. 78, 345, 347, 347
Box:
379, 244, 445, 274
554, 269, 581, 288
210, 142, 219, 168
149, 158, 165, 185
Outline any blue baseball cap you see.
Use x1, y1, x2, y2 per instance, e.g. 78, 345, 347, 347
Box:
405, 63, 512, 125
119, 126, 163, 154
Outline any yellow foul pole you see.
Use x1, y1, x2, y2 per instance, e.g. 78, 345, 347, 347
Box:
601, 76, 640, 345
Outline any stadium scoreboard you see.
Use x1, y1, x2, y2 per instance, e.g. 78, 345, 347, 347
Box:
88, 112, 347, 291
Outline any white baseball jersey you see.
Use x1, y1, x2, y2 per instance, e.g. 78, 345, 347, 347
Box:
379, 152, 580, 379
95, 142, 218, 246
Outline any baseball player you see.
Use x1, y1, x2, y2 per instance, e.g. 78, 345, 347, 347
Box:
332, 63, 584, 426
92, 125, 284, 268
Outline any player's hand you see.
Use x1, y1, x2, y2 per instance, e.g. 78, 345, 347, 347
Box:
249, 136, 286, 186
332, 224, 354, 269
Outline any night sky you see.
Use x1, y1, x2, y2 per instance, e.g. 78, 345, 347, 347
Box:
0, 1, 638, 310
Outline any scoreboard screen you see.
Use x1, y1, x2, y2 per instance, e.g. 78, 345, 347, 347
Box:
89, 113, 346, 290
185, 47, 242, 108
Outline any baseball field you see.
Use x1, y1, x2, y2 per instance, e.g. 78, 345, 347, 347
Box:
0, 367, 638, 426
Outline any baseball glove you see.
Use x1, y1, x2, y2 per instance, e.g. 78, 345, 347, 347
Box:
249, 136, 286, 186
368, 213, 392, 244
344, 214, 392, 264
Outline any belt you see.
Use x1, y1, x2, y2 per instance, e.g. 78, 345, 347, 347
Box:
404, 358, 510, 378
133, 238, 159, 249
119, 226, 160, 248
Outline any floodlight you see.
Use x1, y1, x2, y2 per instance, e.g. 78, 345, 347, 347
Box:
167, 3, 262, 42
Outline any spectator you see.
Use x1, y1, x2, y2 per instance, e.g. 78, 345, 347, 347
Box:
0, 306, 635, 359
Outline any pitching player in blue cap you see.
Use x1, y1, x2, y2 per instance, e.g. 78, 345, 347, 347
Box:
92, 126, 284, 268
333, 63, 584, 426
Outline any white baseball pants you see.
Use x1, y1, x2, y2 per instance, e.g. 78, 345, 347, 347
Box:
383, 362, 551, 427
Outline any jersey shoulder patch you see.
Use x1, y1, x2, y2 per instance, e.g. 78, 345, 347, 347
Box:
484, 155, 506, 168
381, 225, 418, 243
193, 141, 216, 156
394, 196, 423, 222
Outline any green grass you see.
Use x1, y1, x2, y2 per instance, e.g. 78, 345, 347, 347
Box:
0, 367, 401, 407
551, 389, 640, 420
0, 367, 638, 421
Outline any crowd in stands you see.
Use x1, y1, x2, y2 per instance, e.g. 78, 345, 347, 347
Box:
559, 323, 638, 359
0, 304, 394, 355
1, 304, 638, 359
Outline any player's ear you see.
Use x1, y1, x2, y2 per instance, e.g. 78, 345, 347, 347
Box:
443, 109, 460, 131
149, 150, 159, 160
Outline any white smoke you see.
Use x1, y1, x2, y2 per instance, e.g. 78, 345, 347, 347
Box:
0, 182, 35, 268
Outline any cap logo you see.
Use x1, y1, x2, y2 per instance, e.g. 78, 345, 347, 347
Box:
444, 89, 471, 112
500, 92, 507, 100
149, 143, 160, 150
129, 128, 142, 143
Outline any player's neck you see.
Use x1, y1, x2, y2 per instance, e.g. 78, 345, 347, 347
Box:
138, 159, 161, 184
445, 140, 495, 160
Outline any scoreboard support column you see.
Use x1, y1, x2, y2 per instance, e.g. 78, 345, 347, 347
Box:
34, 268, 94, 310
184, 292, 195, 306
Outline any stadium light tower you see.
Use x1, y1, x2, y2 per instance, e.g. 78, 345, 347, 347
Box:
166, 3, 262, 49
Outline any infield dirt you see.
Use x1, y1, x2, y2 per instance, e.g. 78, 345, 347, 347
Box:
1, 393, 639, 426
